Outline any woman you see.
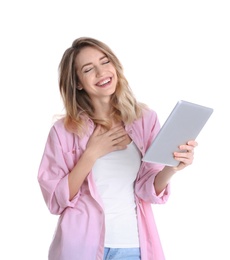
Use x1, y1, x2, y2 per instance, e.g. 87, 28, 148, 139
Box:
38, 37, 197, 260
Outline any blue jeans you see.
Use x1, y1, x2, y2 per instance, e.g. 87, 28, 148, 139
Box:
103, 247, 141, 259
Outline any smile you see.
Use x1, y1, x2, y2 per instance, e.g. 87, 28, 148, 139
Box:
96, 77, 111, 87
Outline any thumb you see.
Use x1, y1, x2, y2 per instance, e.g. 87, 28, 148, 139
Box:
92, 124, 101, 136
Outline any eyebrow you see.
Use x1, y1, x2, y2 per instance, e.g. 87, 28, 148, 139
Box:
80, 55, 108, 71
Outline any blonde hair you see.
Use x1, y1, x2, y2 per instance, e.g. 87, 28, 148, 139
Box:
58, 37, 146, 136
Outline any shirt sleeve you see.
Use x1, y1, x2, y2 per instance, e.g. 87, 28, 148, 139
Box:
135, 162, 170, 204
134, 108, 171, 204
37, 125, 80, 215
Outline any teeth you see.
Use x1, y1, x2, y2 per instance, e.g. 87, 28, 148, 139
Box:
98, 78, 110, 86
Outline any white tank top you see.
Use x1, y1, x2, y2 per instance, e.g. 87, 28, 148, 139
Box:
92, 142, 141, 248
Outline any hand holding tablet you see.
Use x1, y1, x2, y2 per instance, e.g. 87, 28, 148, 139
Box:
142, 100, 214, 166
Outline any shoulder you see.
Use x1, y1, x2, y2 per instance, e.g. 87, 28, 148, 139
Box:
138, 106, 159, 127
128, 106, 160, 132
49, 117, 67, 136
42, 117, 79, 153
135, 106, 161, 133
141, 106, 158, 119
50, 117, 92, 145
48, 117, 74, 144
52, 117, 66, 131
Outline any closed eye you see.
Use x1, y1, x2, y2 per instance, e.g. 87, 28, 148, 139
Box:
83, 57, 110, 73
84, 67, 93, 73
102, 60, 110, 65
101, 56, 110, 65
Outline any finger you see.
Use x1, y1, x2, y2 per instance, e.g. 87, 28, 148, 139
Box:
111, 144, 128, 151
112, 133, 127, 142
108, 127, 127, 140
174, 150, 194, 161
112, 134, 128, 145
108, 125, 124, 133
92, 124, 101, 136
174, 152, 188, 159
187, 140, 198, 147
174, 156, 193, 166
174, 152, 194, 166
179, 144, 195, 153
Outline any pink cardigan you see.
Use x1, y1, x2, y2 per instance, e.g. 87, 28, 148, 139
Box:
38, 108, 170, 260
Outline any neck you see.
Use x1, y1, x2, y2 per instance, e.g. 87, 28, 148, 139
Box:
92, 98, 112, 119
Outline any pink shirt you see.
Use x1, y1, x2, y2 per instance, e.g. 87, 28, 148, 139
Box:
38, 108, 170, 260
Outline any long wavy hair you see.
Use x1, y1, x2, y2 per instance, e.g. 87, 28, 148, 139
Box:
58, 37, 146, 136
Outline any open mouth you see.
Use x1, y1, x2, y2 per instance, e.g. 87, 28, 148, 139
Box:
96, 77, 111, 87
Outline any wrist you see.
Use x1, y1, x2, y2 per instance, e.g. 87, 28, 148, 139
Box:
162, 165, 177, 175
81, 148, 98, 165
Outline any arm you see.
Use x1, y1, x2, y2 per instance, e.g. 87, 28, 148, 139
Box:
135, 110, 198, 202
68, 149, 97, 200
154, 140, 198, 195
68, 125, 129, 200
38, 124, 129, 213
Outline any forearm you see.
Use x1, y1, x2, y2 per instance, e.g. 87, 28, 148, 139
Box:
154, 166, 177, 195
68, 149, 97, 200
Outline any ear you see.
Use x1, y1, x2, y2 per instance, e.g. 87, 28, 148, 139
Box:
77, 85, 83, 90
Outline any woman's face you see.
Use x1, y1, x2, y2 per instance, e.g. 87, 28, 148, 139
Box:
75, 46, 118, 103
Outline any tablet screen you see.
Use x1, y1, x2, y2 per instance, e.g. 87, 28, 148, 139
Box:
142, 100, 214, 166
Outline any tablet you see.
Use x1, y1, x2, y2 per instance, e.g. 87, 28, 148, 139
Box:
142, 100, 214, 166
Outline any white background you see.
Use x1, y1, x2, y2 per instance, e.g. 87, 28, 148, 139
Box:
0, 0, 229, 259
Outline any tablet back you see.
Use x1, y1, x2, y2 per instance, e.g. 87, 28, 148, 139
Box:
142, 100, 214, 166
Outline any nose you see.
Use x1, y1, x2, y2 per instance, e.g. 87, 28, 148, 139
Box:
95, 66, 105, 77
